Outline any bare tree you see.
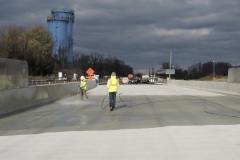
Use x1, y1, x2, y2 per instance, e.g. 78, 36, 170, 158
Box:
0, 25, 54, 76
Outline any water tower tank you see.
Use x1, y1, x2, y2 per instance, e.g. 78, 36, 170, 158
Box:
47, 9, 75, 65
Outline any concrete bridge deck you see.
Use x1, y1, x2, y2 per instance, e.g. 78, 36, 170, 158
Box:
1, 84, 240, 160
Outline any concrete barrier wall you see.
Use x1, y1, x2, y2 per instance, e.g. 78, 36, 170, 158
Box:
0, 80, 96, 116
228, 68, 240, 83
168, 80, 240, 95
0, 58, 28, 90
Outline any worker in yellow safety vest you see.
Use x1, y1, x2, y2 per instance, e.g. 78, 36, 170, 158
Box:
80, 76, 88, 100
107, 72, 119, 111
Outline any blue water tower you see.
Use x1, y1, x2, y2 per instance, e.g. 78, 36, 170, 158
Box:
47, 9, 75, 66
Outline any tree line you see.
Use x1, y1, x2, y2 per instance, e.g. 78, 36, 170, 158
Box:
185, 61, 233, 80
154, 61, 234, 80
73, 53, 133, 77
0, 25, 133, 77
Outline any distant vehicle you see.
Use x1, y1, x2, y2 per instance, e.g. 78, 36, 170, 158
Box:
149, 75, 157, 84
128, 78, 139, 84
72, 73, 78, 82
141, 75, 150, 83
122, 77, 129, 84
155, 77, 167, 84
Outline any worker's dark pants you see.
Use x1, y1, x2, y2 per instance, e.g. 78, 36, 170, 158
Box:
80, 88, 88, 100
109, 92, 117, 108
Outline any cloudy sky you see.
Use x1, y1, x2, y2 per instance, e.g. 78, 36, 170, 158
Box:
1, 0, 240, 74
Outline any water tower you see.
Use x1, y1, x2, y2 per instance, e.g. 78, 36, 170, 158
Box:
47, 9, 75, 66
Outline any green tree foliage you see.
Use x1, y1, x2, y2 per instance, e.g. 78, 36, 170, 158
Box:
0, 25, 54, 76
73, 53, 133, 77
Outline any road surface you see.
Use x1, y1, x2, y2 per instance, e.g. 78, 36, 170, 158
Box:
0, 84, 240, 159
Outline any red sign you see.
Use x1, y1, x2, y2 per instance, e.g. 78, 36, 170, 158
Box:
86, 68, 94, 80
128, 74, 133, 79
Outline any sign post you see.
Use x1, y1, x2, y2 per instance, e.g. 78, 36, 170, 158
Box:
169, 51, 172, 80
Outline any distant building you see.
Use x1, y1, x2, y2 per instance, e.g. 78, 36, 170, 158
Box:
47, 9, 75, 66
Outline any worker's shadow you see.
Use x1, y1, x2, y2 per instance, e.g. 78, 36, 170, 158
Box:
114, 104, 127, 111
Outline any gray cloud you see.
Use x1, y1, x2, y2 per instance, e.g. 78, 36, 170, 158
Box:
1, 0, 240, 74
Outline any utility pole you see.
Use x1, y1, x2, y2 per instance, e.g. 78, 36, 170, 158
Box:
154, 59, 157, 76
169, 51, 172, 80
212, 61, 216, 80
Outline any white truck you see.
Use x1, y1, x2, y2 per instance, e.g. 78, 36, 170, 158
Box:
141, 75, 150, 83
122, 77, 129, 84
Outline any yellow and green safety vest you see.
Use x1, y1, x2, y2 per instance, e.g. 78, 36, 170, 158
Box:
80, 79, 87, 90
107, 76, 119, 92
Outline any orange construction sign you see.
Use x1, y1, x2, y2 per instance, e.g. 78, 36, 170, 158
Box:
128, 74, 133, 79
86, 68, 94, 80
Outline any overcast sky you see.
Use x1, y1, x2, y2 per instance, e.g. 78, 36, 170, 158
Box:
1, 0, 240, 74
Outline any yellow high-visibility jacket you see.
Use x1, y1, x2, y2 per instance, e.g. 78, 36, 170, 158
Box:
80, 79, 87, 90
107, 76, 119, 92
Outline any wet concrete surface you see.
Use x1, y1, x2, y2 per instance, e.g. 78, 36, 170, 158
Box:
1, 85, 240, 160
1, 85, 240, 136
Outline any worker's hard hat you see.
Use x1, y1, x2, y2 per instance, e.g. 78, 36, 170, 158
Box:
80, 76, 85, 80
111, 72, 116, 76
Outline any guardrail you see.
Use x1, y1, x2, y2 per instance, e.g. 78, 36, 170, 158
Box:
28, 79, 75, 86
